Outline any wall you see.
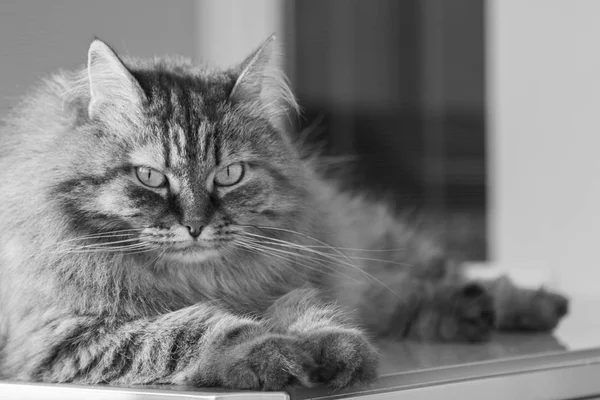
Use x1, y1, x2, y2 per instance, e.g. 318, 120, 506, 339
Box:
195, 0, 284, 69
0, 0, 197, 116
487, 0, 600, 294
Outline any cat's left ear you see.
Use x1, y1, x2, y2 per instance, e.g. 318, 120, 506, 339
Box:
87, 39, 147, 122
229, 35, 298, 128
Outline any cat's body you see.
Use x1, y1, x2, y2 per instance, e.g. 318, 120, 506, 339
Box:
0, 38, 568, 390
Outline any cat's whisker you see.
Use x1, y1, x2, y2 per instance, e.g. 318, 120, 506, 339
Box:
59, 228, 145, 241
51, 242, 153, 255
46, 242, 147, 257
232, 240, 358, 283
32, 229, 145, 257
239, 229, 415, 268
58, 233, 143, 243
338, 255, 416, 267
237, 235, 359, 274
242, 224, 373, 272
236, 234, 402, 299
234, 237, 378, 287
240, 231, 377, 261
52, 248, 148, 255
235, 238, 337, 271
237, 232, 378, 281
61, 237, 144, 249
240, 231, 406, 253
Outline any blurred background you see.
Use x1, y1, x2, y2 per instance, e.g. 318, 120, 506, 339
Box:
1, 0, 599, 295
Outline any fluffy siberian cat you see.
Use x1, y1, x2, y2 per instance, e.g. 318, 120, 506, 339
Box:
0, 37, 568, 390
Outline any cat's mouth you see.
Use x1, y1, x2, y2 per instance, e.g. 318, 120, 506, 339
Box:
141, 227, 229, 263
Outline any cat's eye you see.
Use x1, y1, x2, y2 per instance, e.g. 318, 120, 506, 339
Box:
214, 162, 245, 187
135, 166, 167, 188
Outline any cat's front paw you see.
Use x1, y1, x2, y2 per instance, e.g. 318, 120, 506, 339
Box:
299, 328, 379, 390
216, 330, 378, 391
217, 334, 316, 390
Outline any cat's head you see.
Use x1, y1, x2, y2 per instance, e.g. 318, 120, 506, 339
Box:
54, 37, 309, 264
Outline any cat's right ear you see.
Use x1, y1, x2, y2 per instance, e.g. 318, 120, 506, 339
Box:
229, 35, 298, 129
87, 40, 146, 121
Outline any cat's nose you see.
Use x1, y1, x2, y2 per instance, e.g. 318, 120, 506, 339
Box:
183, 221, 204, 238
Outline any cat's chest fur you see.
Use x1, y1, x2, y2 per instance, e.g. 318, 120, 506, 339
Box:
36, 250, 320, 320
147, 256, 319, 316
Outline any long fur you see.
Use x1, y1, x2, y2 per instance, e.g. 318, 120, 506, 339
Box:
0, 39, 568, 389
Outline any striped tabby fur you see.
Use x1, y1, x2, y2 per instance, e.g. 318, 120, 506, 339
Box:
0, 37, 568, 390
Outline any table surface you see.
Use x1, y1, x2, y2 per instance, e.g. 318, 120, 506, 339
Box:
3, 295, 600, 400
289, 294, 600, 399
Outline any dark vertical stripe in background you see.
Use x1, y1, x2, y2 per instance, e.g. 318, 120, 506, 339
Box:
287, 0, 486, 260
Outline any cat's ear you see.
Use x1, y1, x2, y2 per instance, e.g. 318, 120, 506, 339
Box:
87, 39, 146, 121
229, 35, 298, 127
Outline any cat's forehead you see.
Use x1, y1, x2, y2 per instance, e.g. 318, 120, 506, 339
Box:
130, 70, 224, 167
130, 119, 217, 171
126, 65, 278, 172
134, 64, 233, 121
165, 120, 217, 168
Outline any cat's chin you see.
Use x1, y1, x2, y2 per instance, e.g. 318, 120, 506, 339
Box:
163, 249, 220, 264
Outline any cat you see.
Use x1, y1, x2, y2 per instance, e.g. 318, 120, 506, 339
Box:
0, 36, 568, 391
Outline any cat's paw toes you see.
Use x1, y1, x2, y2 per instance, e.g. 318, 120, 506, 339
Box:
438, 283, 496, 342
498, 289, 569, 332
300, 328, 379, 390
219, 334, 316, 390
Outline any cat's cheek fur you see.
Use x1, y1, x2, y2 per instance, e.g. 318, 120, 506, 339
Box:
93, 183, 149, 219
219, 167, 307, 218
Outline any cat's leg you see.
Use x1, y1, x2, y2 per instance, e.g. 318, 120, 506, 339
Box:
402, 279, 496, 342
479, 276, 569, 332
7, 303, 301, 389
360, 275, 568, 342
5, 298, 377, 390
264, 287, 379, 389
356, 277, 496, 342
